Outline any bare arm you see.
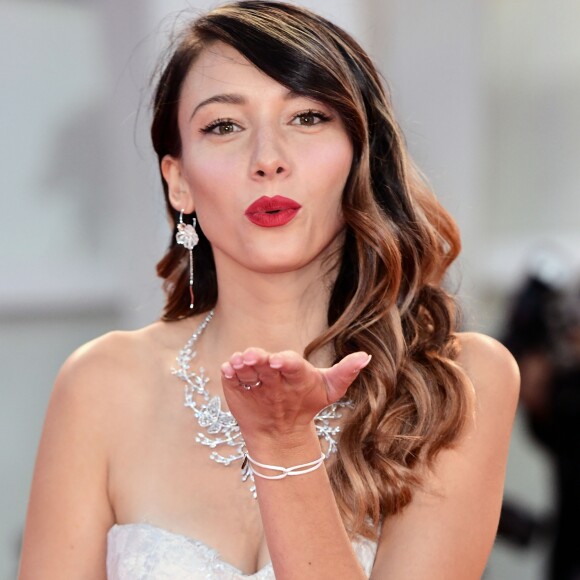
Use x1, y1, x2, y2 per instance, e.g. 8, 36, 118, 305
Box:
221, 333, 518, 579
222, 349, 370, 579
19, 338, 121, 579
371, 333, 519, 579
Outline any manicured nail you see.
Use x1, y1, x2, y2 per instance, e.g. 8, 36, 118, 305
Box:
269, 355, 283, 369
221, 363, 234, 379
232, 361, 245, 370
354, 353, 372, 373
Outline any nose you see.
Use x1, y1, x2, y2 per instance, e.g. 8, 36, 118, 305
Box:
250, 130, 290, 180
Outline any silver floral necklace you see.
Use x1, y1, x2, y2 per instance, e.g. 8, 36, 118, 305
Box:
171, 310, 351, 498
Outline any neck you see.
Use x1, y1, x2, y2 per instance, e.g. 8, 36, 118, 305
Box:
205, 255, 337, 362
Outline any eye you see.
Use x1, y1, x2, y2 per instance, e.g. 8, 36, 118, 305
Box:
200, 118, 242, 135
291, 109, 332, 127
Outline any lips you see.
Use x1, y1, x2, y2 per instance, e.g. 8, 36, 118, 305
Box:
244, 195, 302, 228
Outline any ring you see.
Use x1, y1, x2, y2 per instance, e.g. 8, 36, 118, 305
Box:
239, 379, 262, 390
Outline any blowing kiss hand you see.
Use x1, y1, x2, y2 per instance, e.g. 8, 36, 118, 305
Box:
220, 348, 371, 448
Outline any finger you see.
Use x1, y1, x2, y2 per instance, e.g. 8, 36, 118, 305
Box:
240, 347, 269, 367
229, 349, 262, 384
321, 352, 371, 402
221, 362, 262, 395
268, 350, 307, 377
229, 351, 245, 370
221, 362, 243, 394
221, 360, 235, 380
239, 347, 281, 380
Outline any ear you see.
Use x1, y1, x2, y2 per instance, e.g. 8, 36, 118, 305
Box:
161, 155, 195, 213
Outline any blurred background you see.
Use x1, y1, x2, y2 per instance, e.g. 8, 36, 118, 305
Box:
2, 0, 579, 578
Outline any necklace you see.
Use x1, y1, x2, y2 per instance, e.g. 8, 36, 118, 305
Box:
171, 310, 351, 498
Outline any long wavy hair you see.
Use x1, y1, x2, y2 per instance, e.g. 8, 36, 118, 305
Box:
151, 0, 471, 539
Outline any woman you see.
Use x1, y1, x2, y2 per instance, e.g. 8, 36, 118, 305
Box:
19, 2, 519, 578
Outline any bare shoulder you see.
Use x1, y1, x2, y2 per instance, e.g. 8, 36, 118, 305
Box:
64, 320, 160, 366
454, 331, 520, 405
21, 318, 200, 577
451, 332, 521, 475
20, 321, 173, 578
51, 321, 175, 423
57, 321, 170, 387
371, 333, 520, 578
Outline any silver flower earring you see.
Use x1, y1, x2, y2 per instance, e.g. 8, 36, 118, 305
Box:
176, 209, 199, 309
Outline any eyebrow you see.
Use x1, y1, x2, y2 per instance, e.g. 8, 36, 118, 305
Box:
189, 90, 303, 121
190, 94, 246, 120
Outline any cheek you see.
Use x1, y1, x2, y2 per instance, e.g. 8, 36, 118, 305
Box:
181, 152, 248, 251
302, 137, 353, 189
320, 141, 352, 225
183, 151, 243, 211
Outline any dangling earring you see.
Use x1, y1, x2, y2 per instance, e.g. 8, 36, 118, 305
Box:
175, 209, 199, 309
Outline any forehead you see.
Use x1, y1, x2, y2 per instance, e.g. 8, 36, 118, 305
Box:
180, 41, 286, 106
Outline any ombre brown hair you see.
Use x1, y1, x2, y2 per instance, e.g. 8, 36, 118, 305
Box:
152, 0, 470, 539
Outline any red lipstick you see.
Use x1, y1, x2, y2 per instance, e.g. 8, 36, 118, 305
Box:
244, 195, 301, 227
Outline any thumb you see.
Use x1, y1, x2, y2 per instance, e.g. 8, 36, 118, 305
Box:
322, 351, 372, 402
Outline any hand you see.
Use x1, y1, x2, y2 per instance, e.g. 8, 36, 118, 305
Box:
220, 348, 371, 446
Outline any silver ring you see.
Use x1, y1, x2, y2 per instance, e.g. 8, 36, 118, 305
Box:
239, 379, 262, 390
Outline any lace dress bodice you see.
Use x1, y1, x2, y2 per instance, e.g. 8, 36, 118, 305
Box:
107, 523, 378, 579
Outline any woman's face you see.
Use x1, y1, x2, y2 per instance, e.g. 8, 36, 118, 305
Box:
162, 41, 353, 276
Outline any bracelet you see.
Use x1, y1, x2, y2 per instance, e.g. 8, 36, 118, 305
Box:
243, 452, 326, 480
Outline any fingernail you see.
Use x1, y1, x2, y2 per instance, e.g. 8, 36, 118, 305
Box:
221, 363, 234, 379
354, 353, 372, 373
269, 356, 283, 369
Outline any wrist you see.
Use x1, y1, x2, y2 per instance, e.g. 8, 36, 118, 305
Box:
244, 451, 326, 481
242, 423, 320, 462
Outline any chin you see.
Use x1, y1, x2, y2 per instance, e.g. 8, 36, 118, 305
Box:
249, 259, 309, 275
248, 249, 338, 277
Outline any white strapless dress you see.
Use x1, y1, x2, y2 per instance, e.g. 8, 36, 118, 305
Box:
107, 523, 378, 579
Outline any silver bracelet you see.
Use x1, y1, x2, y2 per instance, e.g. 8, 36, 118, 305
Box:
243, 452, 325, 480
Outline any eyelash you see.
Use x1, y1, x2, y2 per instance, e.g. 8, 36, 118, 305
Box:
200, 118, 238, 135
199, 109, 332, 135
292, 109, 332, 126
